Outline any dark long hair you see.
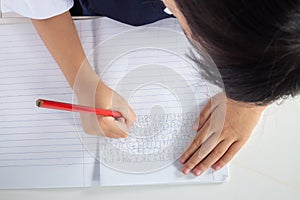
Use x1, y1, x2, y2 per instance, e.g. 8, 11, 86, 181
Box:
175, 0, 300, 105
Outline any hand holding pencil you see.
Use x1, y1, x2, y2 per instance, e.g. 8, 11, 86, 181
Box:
32, 13, 136, 138
38, 82, 136, 138
78, 82, 136, 138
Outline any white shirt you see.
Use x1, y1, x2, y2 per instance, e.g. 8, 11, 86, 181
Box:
1, 0, 74, 19
1, 0, 172, 19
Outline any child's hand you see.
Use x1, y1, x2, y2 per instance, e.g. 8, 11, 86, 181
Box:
179, 93, 266, 176
76, 80, 136, 138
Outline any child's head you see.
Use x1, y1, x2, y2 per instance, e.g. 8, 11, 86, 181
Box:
166, 0, 300, 105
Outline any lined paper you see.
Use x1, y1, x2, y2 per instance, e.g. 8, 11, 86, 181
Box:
0, 18, 228, 189
0, 21, 98, 189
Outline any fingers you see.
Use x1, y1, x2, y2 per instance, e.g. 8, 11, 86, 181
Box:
80, 113, 102, 135
192, 99, 213, 131
99, 116, 129, 138
90, 103, 136, 138
102, 103, 136, 138
191, 140, 232, 176
79, 81, 137, 138
181, 132, 220, 174
212, 141, 245, 170
123, 106, 137, 128
113, 97, 136, 128
80, 112, 129, 138
181, 93, 229, 175
181, 140, 245, 176
179, 122, 212, 164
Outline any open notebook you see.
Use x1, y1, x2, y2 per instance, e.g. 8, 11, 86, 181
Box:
0, 17, 228, 189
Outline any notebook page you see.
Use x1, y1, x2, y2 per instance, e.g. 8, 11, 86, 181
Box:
0, 18, 228, 188
73, 18, 229, 185
0, 20, 101, 189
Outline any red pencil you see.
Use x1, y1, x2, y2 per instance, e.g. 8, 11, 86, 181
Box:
36, 99, 122, 118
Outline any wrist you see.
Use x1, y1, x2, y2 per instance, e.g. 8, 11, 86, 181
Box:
226, 97, 268, 112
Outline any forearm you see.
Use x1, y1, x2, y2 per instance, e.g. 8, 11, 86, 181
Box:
31, 11, 98, 91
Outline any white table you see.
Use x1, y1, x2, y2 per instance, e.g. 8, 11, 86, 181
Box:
0, 14, 299, 200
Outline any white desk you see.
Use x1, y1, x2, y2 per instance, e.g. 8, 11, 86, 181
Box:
0, 16, 299, 200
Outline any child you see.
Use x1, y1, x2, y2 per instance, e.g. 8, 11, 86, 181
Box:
2, 0, 299, 176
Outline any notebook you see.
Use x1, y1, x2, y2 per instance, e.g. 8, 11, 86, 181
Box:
0, 17, 228, 189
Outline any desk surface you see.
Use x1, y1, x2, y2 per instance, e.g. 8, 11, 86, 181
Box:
0, 18, 299, 200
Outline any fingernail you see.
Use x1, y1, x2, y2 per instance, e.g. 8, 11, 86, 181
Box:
118, 118, 125, 124
182, 167, 190, 175
194, 169, 202, 176
179, 158, 186, 164
214, 166, 221, 171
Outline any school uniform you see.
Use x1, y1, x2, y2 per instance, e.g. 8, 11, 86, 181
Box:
1, 0, 74, 19
1, 0, 173, 26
